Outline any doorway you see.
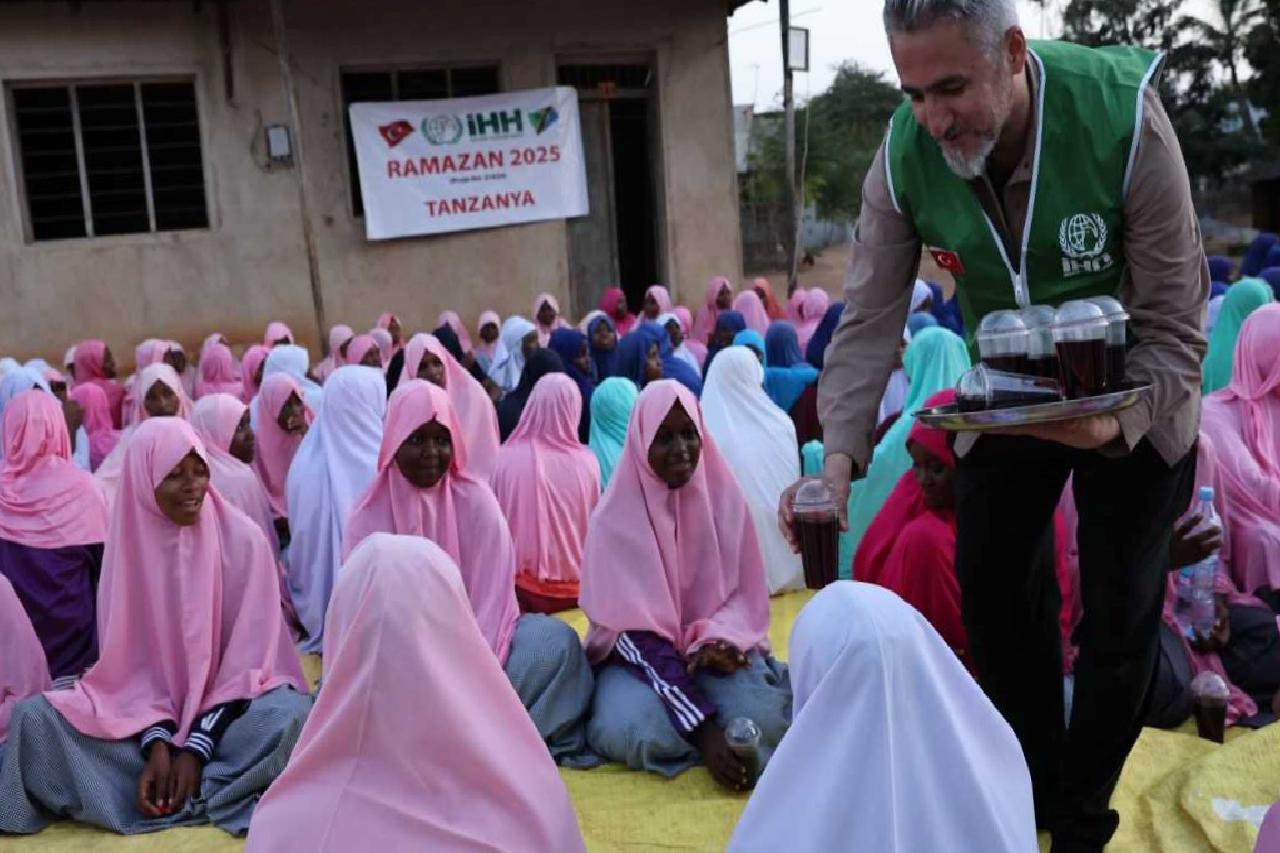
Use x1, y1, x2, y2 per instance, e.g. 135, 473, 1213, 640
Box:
558, 62, 662, 320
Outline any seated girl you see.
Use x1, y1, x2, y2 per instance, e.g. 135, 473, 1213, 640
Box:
728, 582, 1037, 853
285, 366, 385, 653
401, 332, 500, 480
252, 373, 312, 543
581, 380, 791, 790
0, 390, 109, 680
1, 574, 51, 770
497, 349, 565, 442
95, 362, 193, 508
244, 534, 587, 852
343, 381, 596, 766
0, 418, 310, 836
491, 374, 601, 613
587, 377, 638, 489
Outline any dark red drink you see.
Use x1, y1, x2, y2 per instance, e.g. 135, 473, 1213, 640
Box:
1105, 344, 1126, 392
1056, 338, 1107, 399
1028, 354, 1060, 380
983, 354, 1031, 376
794, 514, 839, 589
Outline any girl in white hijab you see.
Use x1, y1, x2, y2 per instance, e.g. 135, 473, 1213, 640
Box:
284, 366, 385, 653
728, 582, 1038, 853
487, 316, 537, 395
700, 347, 804, 594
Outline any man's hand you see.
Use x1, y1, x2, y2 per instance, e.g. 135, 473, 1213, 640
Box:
996, 413, 1122, 450
1190, 595, 1230, 653
778, 454, 854, 551
1169, 514, 1222, 571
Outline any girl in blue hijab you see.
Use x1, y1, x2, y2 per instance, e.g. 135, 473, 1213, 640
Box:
613, 329, 660, 390
804, 302, 845, 370
761, 322, 819, 414
639, 322, 702, 397
548, 328, 597, 443
586, 313, 619, 380
703, 310, 747, 378
1241, 233, 1278, 278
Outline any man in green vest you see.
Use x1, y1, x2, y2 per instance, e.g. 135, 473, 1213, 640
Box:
780, 2, 1207, 851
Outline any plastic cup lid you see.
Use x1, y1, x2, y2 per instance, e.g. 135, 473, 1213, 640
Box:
1086, 295, 1129, 321
794, 479, 836, 512
977, 310, 1029, 355
1191, 671, 1230, 700
1053, 301, 1108, 342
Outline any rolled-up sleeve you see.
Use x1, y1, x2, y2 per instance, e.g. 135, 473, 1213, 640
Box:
1113, 87, 1208, 463
817, 139, 923, 471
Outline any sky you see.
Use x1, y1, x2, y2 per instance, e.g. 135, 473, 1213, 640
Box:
727, 0, 1221, 111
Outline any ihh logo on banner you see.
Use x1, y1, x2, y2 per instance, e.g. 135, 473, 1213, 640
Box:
422, 114, 465, 146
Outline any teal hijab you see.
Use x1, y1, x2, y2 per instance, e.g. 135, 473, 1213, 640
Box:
588, 377, 639, 489
1203, 278, 1274, 395
839, 326, 971, 577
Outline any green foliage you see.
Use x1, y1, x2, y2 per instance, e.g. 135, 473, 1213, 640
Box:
1245, 0, 1280, 146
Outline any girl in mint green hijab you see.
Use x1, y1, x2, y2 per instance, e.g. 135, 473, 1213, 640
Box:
1203, 278, 1274, 395
838, 326, 971, 577
588, 377, 638, 488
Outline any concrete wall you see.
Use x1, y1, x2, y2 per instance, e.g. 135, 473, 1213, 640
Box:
0, 0, 742, 367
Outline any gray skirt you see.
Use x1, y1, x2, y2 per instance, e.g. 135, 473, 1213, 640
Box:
0, 686, 312, 837
587, 652, 792, 778
503, 613, 600, 768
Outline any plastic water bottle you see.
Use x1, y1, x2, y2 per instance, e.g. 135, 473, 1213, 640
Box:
1175, 486, 1219, 639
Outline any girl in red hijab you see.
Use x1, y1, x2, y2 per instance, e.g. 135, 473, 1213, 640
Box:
599, 287, 637, 336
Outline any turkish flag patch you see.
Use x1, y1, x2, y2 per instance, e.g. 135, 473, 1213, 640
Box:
928, 246, 966, 277
378, 120, 414, 148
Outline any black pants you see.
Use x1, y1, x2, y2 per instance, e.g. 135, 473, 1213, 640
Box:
955, 435, 1197, 853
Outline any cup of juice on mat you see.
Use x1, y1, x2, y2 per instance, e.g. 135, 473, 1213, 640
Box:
725, 717, 762, 785
793, 480, 840, 590
1191, 671, 1229, 744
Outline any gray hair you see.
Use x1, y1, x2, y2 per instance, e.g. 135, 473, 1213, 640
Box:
883, 0, 1019, 59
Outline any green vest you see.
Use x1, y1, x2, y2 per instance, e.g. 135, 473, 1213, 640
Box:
886, 40, 1163, 340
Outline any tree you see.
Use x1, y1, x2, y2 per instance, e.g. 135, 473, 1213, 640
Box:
1182, 0, 1262, 139
1245, 0, 1280, 146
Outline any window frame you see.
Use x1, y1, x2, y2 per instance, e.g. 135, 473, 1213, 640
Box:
337, 61, 503, 219
5, 74, 211, 245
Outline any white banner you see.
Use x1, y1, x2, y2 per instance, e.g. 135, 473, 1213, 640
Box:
350, 86, 589, 240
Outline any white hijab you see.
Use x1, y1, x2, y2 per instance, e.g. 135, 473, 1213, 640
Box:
911, 278, 934, 312
285, 366, 385, 653
253, 344, 323, 429
487, 316, 536, 394
877, 324, 912, 427
700, 346, 804, 593
729, 582, 1038, 853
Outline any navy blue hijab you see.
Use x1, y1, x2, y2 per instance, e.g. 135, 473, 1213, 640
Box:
587, 314, 619, 380
548, 328, 596, 443
702, 310, 747, 378
805, 302, 845, 370
613, 328, 654, 389
640, 322, 702, 397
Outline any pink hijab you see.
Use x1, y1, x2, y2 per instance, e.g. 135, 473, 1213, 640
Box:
48, 418, 306, 743
375, 313, 403, 356
533, 292, 568, 346
786, 287, 806, 323
314, 324, 353, 384
128, 362, 193, 425
368, 328, 394, 366
401, 333, 501, 481
643, 285, 674, 321
0, 389, 108, 549
673, 307, 707, 368
475, 310, 501, 361
733, 290, 771, 336
346, 335, 380, 369
796, 288, 831, 351
254, 374, 312, 518
1201, 304, 1280, 592
491, 374, 601, 600
72, 340, 125, 428
244, 534, 585, 853
692, 276, 733, 343
190, 394, 278, 550
264, 321, 294, 347
579, 380, 770, 664
599, 288, 637, 336
196, 343, 242, 399
436, 310, 473, 353
241, 344, 270, 403
343, 381, 521, 664
69, 383, 122, 471
95, 363, 194, 508
121, 339, 171, 428
1, 574, 49, 743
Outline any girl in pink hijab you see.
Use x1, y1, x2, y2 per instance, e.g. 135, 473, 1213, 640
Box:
0, 418, 310, 837
795, 288, 831, 352
786, 287, 806, 323
375, 312, 403, 355
345, 334, 383, 370
0, 574, 49, 749
533, 292, 569, 346
474, 310, 502, 371
196, 343, 242, 399
95, 363, 194, 509
0, 390, 109, 679
642, 285, 674, 322
367, 328, 394, 367
343, 381, 597, 764
264, 322, 294, 348
1201, 304, 1280, 594
599, 287, 637, 336
253, 374, 312, 522
241, 344, 270, 404
692, 276, 734, 344
244, 534, 586, 853
313, 324, 353, 384
492, 374, 601, 613
73, 340, 126, 429
581, 380, 790, 788
69, 383, 122, 472
401, 333, 501, 481
732, 290, 772, 337
436, 310, 473, 353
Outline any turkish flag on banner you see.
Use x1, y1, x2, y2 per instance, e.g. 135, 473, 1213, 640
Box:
928, 247, 966, 277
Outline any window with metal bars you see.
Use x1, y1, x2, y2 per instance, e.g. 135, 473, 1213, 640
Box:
10, 80, 208, 242
340, 65, 500, 216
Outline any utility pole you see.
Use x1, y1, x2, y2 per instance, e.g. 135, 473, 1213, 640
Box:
780, 0, 798, 295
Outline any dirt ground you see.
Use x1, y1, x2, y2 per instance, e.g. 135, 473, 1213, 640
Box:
746, 241, 956, 301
